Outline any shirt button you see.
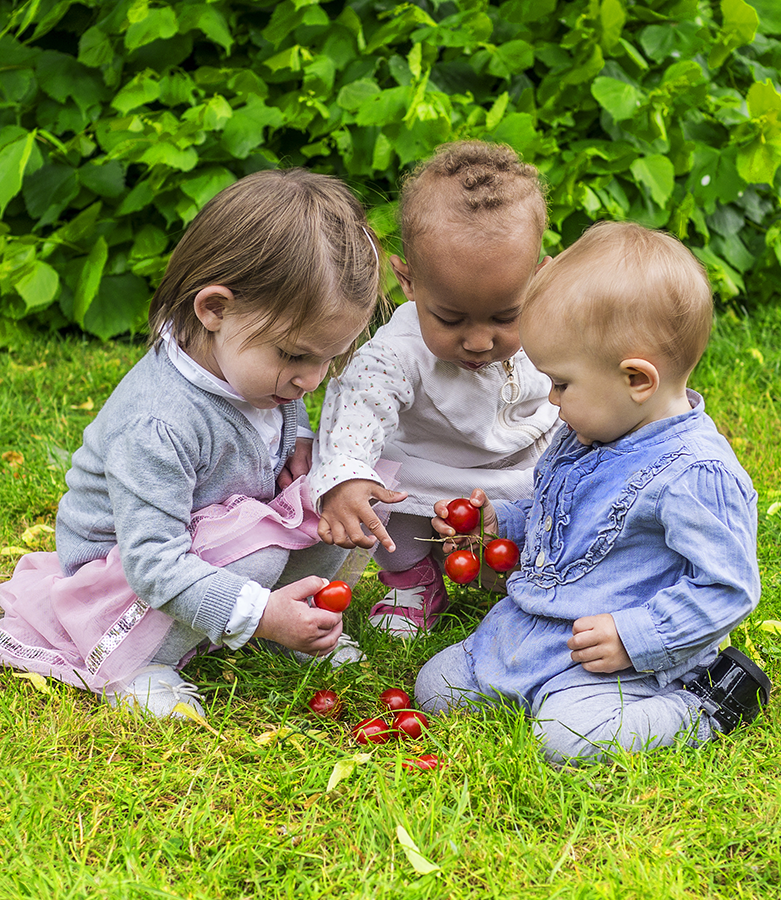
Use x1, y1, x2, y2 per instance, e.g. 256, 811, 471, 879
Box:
544, 516, 552, 532
535, 551, 545, 567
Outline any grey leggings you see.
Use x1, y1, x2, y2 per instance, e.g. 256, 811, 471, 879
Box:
414, 640, 713, 765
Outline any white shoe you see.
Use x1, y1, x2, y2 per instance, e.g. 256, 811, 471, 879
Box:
293, 632, 365, 667
107, 664, 205, 719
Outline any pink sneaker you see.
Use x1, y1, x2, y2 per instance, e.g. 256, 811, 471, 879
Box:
369, 553, 450, 637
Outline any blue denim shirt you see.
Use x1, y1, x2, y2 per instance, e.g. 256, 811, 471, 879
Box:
492, 391, 759, 686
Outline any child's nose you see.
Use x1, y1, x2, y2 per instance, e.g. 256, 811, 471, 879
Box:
292, 361, 329, 392
462, 327, 494, 353
548, 385, 561, 407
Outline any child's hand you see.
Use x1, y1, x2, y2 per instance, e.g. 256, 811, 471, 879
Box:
432, 489, 498, 553
277, 438, 314, 490
254, 576, 343, 655
318, 479, 408, 551
568, 614, 631, 673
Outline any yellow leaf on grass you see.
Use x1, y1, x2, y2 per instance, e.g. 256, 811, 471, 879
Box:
758, 620, 781, 635
326, 753, 372, 792
0, 546, 28, 556
768, 502, 781, 517
171, 702, 223, 738
70, 398, 94, 411
1, 451, 24, 467
13, 672, 51, 693
395, 824, 440, 876
327, 759, 356, 792
21, 524, 55, 547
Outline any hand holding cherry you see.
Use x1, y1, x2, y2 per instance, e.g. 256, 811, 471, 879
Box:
433, 492, 518, 584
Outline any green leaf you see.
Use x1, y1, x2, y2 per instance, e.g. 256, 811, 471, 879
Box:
178, 4, 234, 54
73, 237, 108, 328
130, 224, 168, 260
139, 143, 198, 172
221, 96, 285, 159
180, 167, 236, 208
83, 273, 149, 340
600, 0, 626, 50
337, 79, 381, 112
111, 72, 161, 114
745, 0, 781, 33
0, 131, 35, 217
125, 7, 179, 51
35, 51, 104, 111
14, 260, 59, 312
356, 87, 410, 127
78, 26, 114, 68
499, 0, 557, 24
23, 162, 79, 224
78, 161, 125, 199
53, 201, 103, 248
486, 93, 510, 132
630, 154, 675, 206
489, 112, 538, 151
709, 0, 759, 68
591, 77, 642, 121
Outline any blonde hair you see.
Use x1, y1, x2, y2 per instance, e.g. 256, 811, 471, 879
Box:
399, 140, 548, 267
521, 221, 713, 377
148, 169, 382, 370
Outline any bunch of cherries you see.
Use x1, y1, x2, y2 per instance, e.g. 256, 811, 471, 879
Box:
441, 498, 520, 584
308, 580, 442, 771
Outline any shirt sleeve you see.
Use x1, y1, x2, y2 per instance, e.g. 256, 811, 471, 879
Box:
222, 581, 270, 649
102, 417, 253, 644
309, 341, 415, 502
494, 499, 532, 550
612, 460, 760, 674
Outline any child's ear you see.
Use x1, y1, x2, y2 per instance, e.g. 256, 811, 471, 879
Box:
194, 285, 235, 332
535, 255, 553, 273
621, 358, 659, 404
389, 255, 415, 302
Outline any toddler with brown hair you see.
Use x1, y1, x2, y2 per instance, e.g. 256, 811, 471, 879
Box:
0, 169, 382, 717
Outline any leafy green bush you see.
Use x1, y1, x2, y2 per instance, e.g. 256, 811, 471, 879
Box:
1, 0, 779, 340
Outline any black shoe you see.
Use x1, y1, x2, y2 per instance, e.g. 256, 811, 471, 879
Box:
686, 647, 772, 734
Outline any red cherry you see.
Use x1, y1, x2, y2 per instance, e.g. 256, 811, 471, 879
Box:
445, 498, 480, 533
444, 549, 480, 584
307, 689, 342, 719
402, 753, 444, 771
484, 538, 520, 572
352, 716, 393, 744
313, 580, 352, 612
392, 709, 429, 740
379, 688, 412, 711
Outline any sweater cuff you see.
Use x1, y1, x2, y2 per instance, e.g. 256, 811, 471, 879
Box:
191, 569, 249, 644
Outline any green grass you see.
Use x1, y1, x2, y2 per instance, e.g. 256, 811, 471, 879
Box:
0, 310, 780, 899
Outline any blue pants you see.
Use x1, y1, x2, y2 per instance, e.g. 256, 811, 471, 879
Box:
414, 639, 713, 765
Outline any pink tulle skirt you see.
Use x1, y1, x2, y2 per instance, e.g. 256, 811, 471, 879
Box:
0, 478, 321, 694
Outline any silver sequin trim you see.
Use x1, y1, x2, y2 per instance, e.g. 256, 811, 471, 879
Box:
84, 599, 151, 674
0, 629, 66, 667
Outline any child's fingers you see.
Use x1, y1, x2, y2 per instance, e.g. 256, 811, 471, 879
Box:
359, 511, 396, 552
371, 486, 408, 505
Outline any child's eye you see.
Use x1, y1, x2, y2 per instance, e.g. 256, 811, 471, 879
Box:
434, 316, 463, 327
278, 349, 304, 362
551, 382, 567, 393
